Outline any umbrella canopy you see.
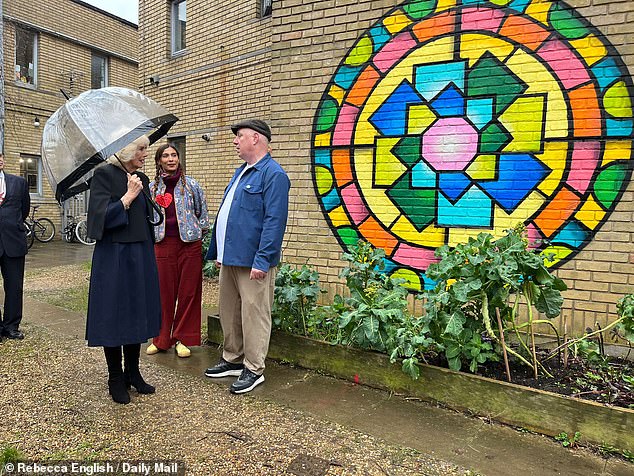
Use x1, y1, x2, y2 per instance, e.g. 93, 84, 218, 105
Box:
41, 87, 178, 202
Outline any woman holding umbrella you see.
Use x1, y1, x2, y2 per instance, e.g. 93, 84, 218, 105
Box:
86, 135, 161, 405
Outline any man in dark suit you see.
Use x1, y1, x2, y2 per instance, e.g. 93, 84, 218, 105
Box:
0, 152, 30, 341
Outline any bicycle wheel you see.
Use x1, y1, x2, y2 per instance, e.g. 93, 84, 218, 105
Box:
75, 219, 96, 246
33, 218, 56, 242
24, 221, 35, 249
62, 224, 74, 243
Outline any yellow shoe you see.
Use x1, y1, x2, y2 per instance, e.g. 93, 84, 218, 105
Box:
146, 343, 160, 355
175, 341, 191, 358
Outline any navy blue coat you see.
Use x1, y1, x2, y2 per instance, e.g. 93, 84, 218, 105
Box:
0, 173, 30, 257
85, 164, 161, 347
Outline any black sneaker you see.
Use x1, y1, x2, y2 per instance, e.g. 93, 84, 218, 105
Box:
230, 368, 265, 394
204, 359, 244, 378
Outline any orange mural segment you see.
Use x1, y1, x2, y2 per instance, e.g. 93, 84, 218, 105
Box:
568, 84, 602, 138
358, 216, 398, 255
347, 65, 381, 108
499, 14, 550, 51
533, 186, 581, 238
332, 149, 353, 187
412, 11, 455, 44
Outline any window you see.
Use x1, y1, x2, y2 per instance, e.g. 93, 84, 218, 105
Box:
171, 0, 186, 54
260, 0, 272, 18
171, 136, 186, 169
15, 27, 37, 86
91, 53, 108, 89
20, 154, 42, 195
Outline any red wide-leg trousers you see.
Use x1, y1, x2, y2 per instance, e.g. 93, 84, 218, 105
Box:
153, 236, 202, 349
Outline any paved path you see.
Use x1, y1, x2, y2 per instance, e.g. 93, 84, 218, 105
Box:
8, 240, 634, 475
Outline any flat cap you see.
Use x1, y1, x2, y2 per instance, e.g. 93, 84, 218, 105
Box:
231, 119, 272, 141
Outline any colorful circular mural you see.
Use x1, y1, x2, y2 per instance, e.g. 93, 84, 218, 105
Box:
311, 0, 634, 291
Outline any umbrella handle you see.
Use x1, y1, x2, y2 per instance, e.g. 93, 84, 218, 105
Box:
144, 189, 164, 226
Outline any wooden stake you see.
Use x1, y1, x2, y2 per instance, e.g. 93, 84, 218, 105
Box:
496, 307, 512, 383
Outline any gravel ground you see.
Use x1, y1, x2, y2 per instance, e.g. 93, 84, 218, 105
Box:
3, 264, 470, 475
0, 325, 468, 475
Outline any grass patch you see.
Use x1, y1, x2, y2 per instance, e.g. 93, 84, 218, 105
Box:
26, 285, 89, 314
0, 444, 23, 464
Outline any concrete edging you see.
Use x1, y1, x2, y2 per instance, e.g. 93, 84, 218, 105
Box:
207, 315, 633, 450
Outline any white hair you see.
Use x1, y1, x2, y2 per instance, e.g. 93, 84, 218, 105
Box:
106, 135, 150, 167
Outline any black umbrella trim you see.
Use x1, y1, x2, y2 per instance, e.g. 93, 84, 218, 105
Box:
56, 113, 178, 202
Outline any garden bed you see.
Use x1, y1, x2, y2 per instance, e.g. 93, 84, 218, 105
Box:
208, 315, 633, 451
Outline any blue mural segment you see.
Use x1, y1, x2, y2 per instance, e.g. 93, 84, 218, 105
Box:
334, 65, 363, 91
382, 259, 398, 274
437, 186, 493, 227
466, 97, 494, 130
438, 172, 471, 202
369, 24, 392, 52
430, 85, 466, 117
461, 0, 488, 5
591, 57, 622, 91
480, 154, 549, 213
509, 0, 532, 13
411, 160, 437, 188
314, 149, 332, 167
414, 61, 466, 101
606, 118, 633, 137
422, 274, 437, 291
321, 188, 341, 212
551, 221, 589, 247
369, 81, 424, 136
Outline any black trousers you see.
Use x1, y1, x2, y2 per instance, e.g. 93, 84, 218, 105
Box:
0, 253, 25, 333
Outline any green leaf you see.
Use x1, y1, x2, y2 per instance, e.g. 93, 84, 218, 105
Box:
444, 311, 466, 336
534, 287, 564, 318
448, 356, 462, 371
445, 344, 461, 359
402, 358, 421, 380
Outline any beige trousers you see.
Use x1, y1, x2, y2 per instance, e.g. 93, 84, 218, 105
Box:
218, 265, 276, 375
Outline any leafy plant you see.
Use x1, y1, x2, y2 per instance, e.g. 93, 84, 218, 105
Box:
272, 263, 322, 336
424, 225, 567, 376
0, 444, 22, 465
555, 431, 581, 448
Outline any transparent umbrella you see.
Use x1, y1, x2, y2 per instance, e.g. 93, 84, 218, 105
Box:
41, 87, 178, 203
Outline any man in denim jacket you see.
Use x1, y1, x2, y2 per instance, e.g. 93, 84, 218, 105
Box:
205, 119, 290, 394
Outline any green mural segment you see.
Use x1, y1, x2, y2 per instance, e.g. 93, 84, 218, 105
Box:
403, 0, 437, 20
337, 227, 362, 248
479, 122, 512, 154
393, 136, 423, 166
316, 99, 339, 132
387, 173, 436, 231
549, 3, 590, 40
594, 164, 628, 208
467, 56, 527, 114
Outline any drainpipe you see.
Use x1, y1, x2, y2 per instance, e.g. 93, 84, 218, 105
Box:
0, 0, 5, 153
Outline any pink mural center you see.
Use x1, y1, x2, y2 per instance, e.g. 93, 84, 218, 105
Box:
422, 118, 478, 171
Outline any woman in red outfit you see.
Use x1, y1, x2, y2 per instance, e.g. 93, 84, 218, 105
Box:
147, 143, 209, 357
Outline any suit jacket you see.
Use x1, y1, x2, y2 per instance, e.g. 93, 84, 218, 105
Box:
0, 173, 30, 257
87, 163, 155, 242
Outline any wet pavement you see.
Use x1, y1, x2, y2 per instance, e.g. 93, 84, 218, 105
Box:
8, 240, 634, 475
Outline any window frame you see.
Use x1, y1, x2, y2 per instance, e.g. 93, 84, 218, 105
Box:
171, 0, 187, 56
170, 136, 187, 170
14, 26, 38, 88
91, 52, 109, 89
260, 0, 272, 18
19, 154, 43, 197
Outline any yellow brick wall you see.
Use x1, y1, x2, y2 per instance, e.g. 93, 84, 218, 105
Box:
2, 0, 139, 231
139, 0, 634, 337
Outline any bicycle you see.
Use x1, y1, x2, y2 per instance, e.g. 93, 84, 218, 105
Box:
24, 221, 34, 249
24, 205, 56, 243
63, 215, 95, 246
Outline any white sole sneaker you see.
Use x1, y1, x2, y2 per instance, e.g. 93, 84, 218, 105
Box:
230, 374, 265, 394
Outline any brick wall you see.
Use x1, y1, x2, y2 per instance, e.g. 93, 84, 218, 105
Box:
138, 0, 272, 208
270, 0, 634, 336
2, 0, 138, 231
139, 0, 633, 337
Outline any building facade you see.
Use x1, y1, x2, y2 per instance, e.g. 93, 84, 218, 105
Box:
139, 0, 634, 338
1, 0, 138, 230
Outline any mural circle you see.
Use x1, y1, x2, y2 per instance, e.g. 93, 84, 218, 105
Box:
311, 0, 634, 291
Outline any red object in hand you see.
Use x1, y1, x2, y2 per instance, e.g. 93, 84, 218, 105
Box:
155, 193, 173, 208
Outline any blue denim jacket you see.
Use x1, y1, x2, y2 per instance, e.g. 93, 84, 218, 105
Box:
206, 154, 290, 271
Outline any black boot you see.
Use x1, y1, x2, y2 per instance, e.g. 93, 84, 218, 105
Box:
123, 344, 155, 394
104, 346, 130, 404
